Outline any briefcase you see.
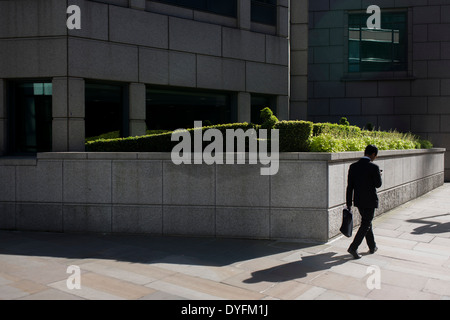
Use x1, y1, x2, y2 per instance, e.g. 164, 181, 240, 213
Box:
340, 208, 353, 237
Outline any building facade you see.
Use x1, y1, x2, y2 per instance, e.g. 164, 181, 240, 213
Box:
0, 0, 301, 153
307, 0, 450, 180
0, 0, 449, 179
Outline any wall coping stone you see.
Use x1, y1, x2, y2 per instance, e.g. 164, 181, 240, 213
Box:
29, 148, 445, 161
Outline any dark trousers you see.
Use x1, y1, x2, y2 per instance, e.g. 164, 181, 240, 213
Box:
349, 207, 376, 251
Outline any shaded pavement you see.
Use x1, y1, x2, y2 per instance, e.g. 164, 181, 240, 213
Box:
0, 184, 449, 300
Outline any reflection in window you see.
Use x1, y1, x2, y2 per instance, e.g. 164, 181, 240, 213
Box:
152, 0, 237, 18
10, 81, 53, 154
251, 0, 277, 26
348, 11, 407, 72
146, 88, 233, 130
85, 83, 127, 140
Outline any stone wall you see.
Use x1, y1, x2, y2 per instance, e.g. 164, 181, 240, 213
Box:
0, 148, 444, 242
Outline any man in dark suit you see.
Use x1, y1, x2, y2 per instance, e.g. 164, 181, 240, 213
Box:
346, 145, 383, 259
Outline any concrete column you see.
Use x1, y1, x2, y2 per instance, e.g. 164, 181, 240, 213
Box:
289, 0, 308, 120
276, 95, 289, 121
129, 0, 146, 10
0, 79, 6, 155
237, 92, 251, 123
238, 0, 251, 30
129, 83, 146, 137
277, 1, 289, 38
52, 77, 85, 152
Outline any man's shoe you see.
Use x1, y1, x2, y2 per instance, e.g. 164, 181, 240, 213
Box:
369, 246, 378, 254
347, 248, 362, 259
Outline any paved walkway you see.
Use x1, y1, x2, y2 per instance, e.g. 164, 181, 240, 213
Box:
1, 184, 449, 300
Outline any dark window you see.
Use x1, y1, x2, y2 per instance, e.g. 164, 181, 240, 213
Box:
348, 11, 408, 72
251, 94, 276, 124
152, 0, 237, 18
9, 81, 52, 154
146, 88, 233, 130
251, 0, 277, 26
85, 83, 128, 140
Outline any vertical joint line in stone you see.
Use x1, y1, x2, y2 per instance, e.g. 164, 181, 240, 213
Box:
214, 163, 217, 236
269, 169, 272, 239
62, 160, 65, 230
110, 160, 113, 232
108, 5, 111, 42
14, 166, 17, 230
161, 160, 164, 235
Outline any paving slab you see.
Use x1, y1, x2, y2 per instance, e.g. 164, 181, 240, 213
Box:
1, 184, 450, 301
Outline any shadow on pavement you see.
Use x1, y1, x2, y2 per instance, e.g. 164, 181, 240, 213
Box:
243, 252, 350, 283
0, 230, 325, 268
407, 213, 450, 235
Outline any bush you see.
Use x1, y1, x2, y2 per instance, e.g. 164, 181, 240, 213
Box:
418, 139, 433, 149
274, 120, 314, 152
309, 133, 421, 152
339, 117, 350, 126
86, 123, 257, 152
313, 122, 361, 137
85, 117, 434, 153
86, 131, 120, 142
260, 107, 279, 130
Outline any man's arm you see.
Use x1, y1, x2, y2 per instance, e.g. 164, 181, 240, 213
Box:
346, 166, 354, 208
373, 165, 382, 188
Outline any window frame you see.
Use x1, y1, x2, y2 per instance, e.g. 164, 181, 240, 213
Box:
7, 79, 53, 155
145, 86, 236, 131
251, 0, 277, 26
343, 8, 413, 81
84, 81, 130, 141
151, 0, 238, 18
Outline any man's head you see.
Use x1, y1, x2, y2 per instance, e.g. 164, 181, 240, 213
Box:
364, 144, 378, 161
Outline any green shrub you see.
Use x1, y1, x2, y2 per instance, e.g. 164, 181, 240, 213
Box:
85, 117, 434, 153
86, 131, 175, 152
418, 139, 433, 149
274, 120, 314, 152
310, 133, 421, 153
86, 131, 120, 142
260, 107, 279, 130
86, 123, 257, 152
339, 117, 350, 126
313, 122, 361, 137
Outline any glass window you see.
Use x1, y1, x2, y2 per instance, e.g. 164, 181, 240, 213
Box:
251, 94, 276, 124
152, 0, 237, 18
9, 81, 53, 154
348, 11, 407, 73
251, 0, 277, 26
85, 83, 128, 141
146, 88, 233, 130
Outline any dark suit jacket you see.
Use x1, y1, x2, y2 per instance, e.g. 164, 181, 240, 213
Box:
346, 157, 382, 209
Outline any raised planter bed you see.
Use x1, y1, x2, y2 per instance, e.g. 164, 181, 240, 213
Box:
0, 148, 445, 242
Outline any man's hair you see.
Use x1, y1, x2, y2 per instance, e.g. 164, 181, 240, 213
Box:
365, 144, 378, 156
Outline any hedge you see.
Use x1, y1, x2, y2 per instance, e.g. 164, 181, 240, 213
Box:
86, 123, 257, 152
274, 120, 313, 152
313, 122, 362, 137
86, 119, 432, 153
